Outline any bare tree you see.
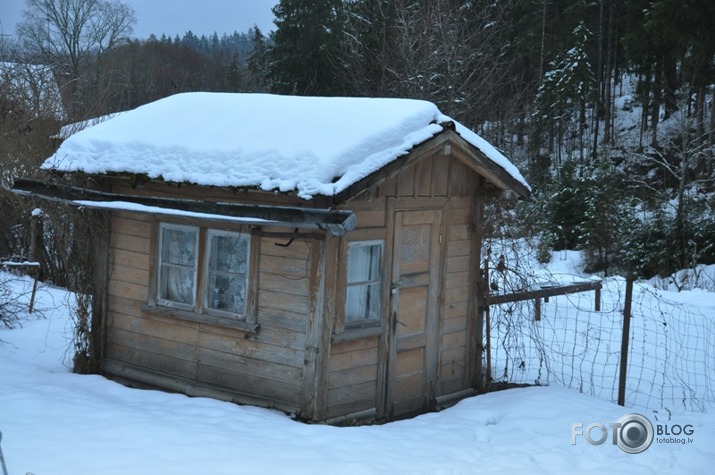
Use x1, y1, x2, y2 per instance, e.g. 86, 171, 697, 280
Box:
17, 0, 136, 119
631, 113, 715, 270
340, 0, 517, 129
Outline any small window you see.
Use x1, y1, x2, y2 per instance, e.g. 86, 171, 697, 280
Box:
205, 230, 250, 316
157, 223, 199, 307
345, 240, 383, 327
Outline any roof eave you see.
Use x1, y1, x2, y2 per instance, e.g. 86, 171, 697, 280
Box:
332, 129, 530, 205
11, 178, 357, 237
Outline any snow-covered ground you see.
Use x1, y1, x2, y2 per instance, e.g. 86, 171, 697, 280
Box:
1, 267, 715, 474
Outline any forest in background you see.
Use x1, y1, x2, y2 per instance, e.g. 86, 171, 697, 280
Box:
1, 0, 714, 287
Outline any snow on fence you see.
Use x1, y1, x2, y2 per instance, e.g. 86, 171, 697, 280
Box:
487, 276, 715, 413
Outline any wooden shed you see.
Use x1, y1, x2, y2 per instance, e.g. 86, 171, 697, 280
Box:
16, 92, 529, 423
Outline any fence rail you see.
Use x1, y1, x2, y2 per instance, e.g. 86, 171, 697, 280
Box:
488, 280, 602, 318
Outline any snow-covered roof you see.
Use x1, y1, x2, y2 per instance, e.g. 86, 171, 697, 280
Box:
42, 92, 529, 199
52, 111, 126, 140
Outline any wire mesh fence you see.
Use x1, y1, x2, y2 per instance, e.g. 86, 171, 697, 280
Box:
488, 276, 715, 413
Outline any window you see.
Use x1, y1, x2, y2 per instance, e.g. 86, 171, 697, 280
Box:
155, 222, 254, 323
345, 240, 383, 327
205, 230, 250, 315
157, 224, 199, 307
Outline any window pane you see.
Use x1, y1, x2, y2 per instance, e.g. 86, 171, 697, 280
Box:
206, 232, 249, 316
161, 228, 197, 266
346, 283, 380, 323
345, 241, 382, 326
158, 225, 197, 306
207, 274, 246, 314
210, 234, 248, 273
347, 243, 381, 283
159, 266, 195, 304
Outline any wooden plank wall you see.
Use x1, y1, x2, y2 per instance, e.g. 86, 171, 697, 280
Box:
324, 203, 386, 420
102, 147, 482, 421
104, 209, 310, 413
440, 196, 472, 395
326, 336, 381, 419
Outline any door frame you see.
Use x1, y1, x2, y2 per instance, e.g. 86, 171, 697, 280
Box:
379, 197, 447, 419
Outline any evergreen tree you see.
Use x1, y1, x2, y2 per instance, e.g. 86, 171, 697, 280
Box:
267, 0, 344, 95
532, 22, 595, 167
247, 27, 270, 92
339, 0, 399, 97
578, 164, 634, 275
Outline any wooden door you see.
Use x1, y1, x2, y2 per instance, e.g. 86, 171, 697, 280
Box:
386, 208, 443, 418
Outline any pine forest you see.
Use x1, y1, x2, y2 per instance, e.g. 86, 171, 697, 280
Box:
2, 0, 714, 286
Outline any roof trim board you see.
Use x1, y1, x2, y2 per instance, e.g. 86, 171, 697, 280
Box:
11, 179, 357, 237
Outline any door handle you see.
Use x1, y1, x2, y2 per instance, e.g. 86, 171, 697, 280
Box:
391, 279, 404, 294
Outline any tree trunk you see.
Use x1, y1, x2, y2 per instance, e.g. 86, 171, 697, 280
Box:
539, 0, 548, 84
709, 87, 715, 151
696, 84, 706, 142
663, 53, 678, 120
650, 57, 662, 148
639, 71, 650, 150
603, 0, 615, 146
603, 2, 618, 145
580, 98, 586, 162
592, 106, 600, 161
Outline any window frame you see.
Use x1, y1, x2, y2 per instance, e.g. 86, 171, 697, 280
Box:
338, 237, 385, 333
156, 222, 200, 311
203, 229, 251, 318
151, 219, 258, 327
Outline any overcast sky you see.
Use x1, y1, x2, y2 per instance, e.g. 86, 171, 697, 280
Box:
1, 0, 278, 40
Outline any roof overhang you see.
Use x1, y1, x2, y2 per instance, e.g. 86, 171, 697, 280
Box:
444, 129, 531, 199
332, 128, 530, 204
11, 179, 356, 237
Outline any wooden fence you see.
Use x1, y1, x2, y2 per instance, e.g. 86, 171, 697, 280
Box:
1, 260, 41, 313
488, 280, 602, 319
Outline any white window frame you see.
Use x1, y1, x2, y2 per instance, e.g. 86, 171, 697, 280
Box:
156, 223, 199, 310
344, 239, 384, 329
203, 229, 251, 319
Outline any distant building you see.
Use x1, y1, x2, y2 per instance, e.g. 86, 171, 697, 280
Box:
0, 62, 65, 119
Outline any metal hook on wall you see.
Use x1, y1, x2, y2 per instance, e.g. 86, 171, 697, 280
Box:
274, 228, 299, 247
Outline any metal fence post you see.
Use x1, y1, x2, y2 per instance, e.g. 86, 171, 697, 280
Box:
618, 275, 634, 406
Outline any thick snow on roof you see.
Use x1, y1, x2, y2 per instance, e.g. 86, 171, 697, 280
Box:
42, 92, 528, 199
52, 111, 126, 140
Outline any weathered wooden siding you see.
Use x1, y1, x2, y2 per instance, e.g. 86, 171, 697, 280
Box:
104, 210, 310, 413
102, 142, 486, 422
326, 336, 380, 419
322, 200, 387, 420
439, 196, 473, 395
323, 151, 481, 420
